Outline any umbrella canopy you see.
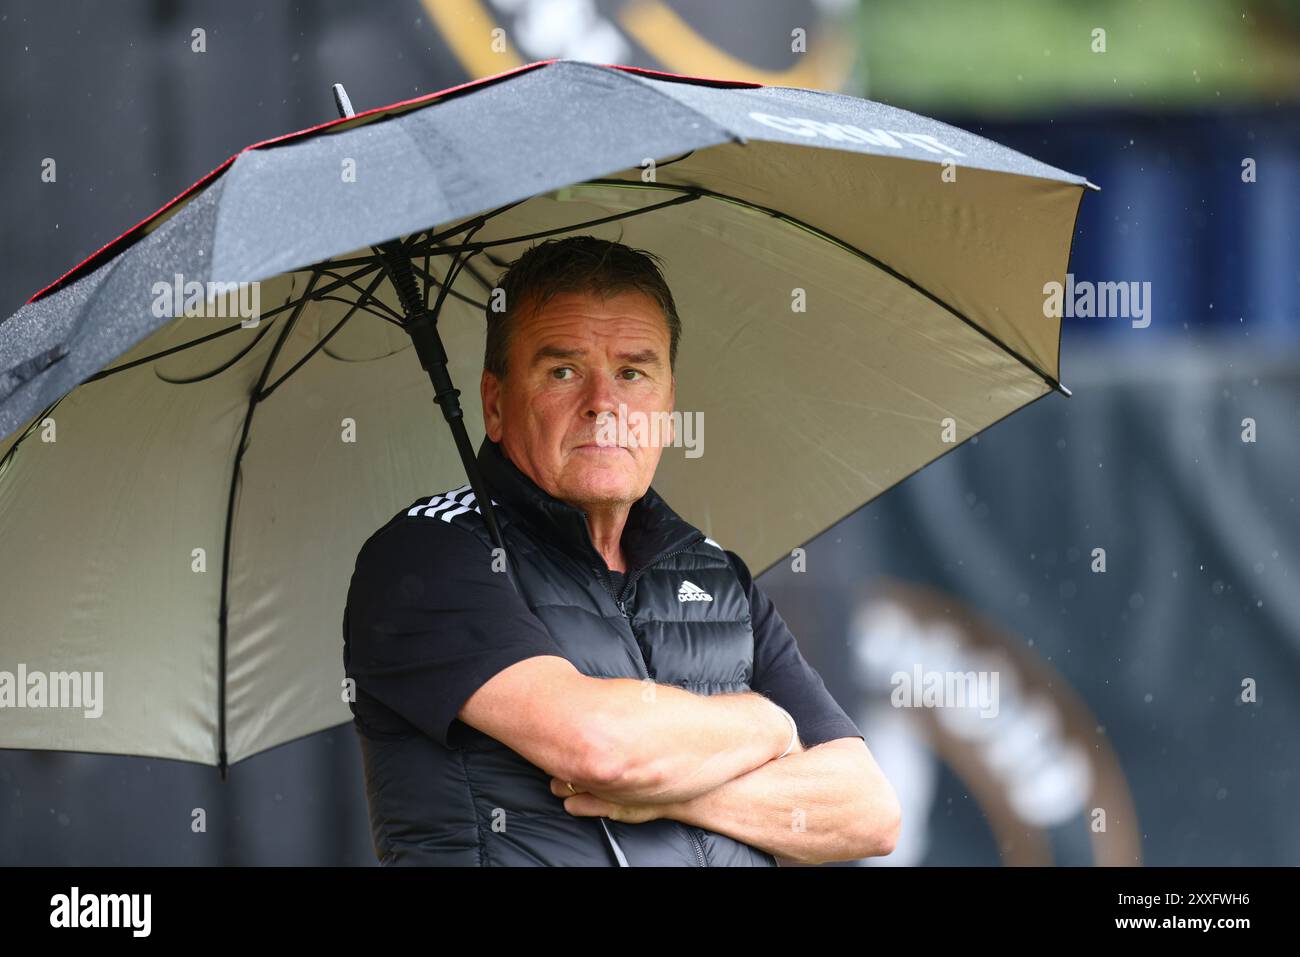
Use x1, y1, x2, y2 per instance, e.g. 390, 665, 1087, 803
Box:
0, 58, 1093, 770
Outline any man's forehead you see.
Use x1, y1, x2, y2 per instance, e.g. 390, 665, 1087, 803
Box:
529, 343, 663, 366
522, 288, 663, 325
513, 291, 669, 360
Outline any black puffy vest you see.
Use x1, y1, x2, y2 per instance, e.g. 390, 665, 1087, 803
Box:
356, 437, 777, 867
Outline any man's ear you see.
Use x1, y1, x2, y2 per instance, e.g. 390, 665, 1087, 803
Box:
481, 370, 503, 442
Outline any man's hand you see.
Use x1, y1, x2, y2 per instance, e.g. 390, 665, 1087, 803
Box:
548, 777, 671, 825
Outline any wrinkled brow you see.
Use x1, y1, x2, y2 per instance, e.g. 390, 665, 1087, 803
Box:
530, 345, 662, 367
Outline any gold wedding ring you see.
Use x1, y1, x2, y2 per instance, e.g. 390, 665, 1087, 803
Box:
566, 781, 577, 794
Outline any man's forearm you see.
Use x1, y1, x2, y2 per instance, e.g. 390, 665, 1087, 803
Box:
578, 679, 792, 804
624, 741, 898, 865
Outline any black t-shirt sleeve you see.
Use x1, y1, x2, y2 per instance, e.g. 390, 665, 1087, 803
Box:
343, 516, 567, 749
727, 549, 864, 749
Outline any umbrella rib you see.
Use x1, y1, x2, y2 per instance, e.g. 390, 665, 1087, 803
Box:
408, 258, 491, 309
322, 198, 535, 271
417, 198, 532, 247
312, 294, 405, 327
150, 317, 286, 386
398, 191, 703, 261
256, 262, 387, 321
83, 319, 261, 384
316, 270, 404, 321
256, 270, 388, 401
415, 242, 496, 296
216, 267, 327, 779
80, 262, 388, 386
426, 224, 487, 323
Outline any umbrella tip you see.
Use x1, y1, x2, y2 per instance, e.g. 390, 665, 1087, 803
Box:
332, 83, 356, 120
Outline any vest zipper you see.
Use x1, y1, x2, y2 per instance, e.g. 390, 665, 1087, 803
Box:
598, 574, 645, 679
686, 827, 709, 867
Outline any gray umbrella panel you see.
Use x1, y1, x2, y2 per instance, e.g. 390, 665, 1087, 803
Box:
0, 59, 1091, 766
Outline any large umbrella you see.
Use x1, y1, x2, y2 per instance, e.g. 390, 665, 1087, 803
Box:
0, 58, 1094, 774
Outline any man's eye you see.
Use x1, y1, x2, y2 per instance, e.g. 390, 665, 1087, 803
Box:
552, 367, 574, 380
621, 369, 644, 381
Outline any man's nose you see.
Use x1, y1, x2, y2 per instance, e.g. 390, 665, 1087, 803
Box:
582, 372, 620, 419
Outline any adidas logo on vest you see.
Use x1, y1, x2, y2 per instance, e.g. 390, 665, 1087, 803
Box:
677, 580, 713, 603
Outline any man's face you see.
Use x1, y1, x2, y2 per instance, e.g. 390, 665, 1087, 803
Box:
481, 288, 676, 511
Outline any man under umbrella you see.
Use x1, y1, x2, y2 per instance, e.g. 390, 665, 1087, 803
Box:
343, 235, 901, 866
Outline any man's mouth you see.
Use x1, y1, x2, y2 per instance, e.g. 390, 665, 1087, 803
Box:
573, 443, 630, 455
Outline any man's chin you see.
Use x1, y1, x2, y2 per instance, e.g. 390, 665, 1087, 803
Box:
559, 470, 644, 507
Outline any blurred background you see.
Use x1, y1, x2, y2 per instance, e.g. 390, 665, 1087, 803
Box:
1, 0, 1296, 865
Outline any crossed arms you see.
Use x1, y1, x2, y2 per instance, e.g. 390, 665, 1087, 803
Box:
458, 655, 901, 865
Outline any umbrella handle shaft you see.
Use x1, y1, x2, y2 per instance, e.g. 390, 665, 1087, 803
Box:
377, 243, 509, 560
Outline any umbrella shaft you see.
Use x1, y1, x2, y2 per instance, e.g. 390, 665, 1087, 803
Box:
376, 242, 508, 557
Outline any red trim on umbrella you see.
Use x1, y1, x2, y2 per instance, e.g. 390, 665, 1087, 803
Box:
24, 59, 759, 305
592, 62, 763, 89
